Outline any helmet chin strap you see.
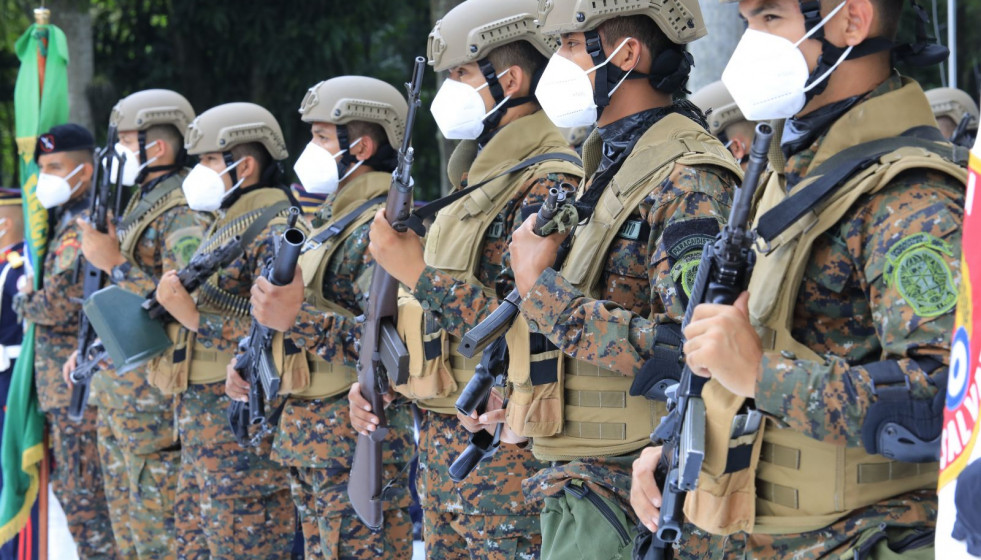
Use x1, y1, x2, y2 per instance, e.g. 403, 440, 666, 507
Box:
136, 129, 182, 184
475, 59, 535, 138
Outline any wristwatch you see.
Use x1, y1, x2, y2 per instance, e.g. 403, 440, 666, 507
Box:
110, 261, 132, 283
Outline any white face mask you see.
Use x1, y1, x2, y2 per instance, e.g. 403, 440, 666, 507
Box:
110, 141, 159, 186
536, 37, 635, 129
36, 164, 85, 209
292, 138, 362, 195
181, 159, 243, 212
430, 69, 511, 140
722, 1, 851, 121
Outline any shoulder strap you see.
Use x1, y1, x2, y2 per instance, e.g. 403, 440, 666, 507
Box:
401, 152, 582, 236
118, 175, 183, 230
239, 200, 290, 249
756, 127, 968, 244
302, 195, 385, 252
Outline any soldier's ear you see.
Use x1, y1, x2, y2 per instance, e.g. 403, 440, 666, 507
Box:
500, 65, 526, 98
354, 135, 377, 162
842, 0, 874, 46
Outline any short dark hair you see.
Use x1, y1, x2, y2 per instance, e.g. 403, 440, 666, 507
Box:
598, 15, 672, 66
63, 148, 95, 167
486, 40, 549, 82
145, 123, 184, 158
230, 141, 271, 174
822, 0, 903, 40
347, 121, 389, 150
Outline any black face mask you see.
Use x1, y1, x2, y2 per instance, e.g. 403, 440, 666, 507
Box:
781, 93, 864, 157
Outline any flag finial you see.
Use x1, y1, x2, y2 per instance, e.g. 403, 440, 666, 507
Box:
34, 7, 50, 25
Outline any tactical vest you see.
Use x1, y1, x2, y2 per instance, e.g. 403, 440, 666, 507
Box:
515, 113, 743, 462
292, 172, 390, 400
398, 111, 583, 414
692, 78, 966, 535
183, 188, 293, 385
117, 170, 192, 262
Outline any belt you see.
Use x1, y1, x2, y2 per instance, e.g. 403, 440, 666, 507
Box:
0, 344, 22, 371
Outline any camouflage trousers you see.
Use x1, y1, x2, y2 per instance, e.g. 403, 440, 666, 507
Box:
47, 406, 118, 559
289, 466, 413, 559
96, 406, 180, 559
672, 490, 938, 560
416, 410, 543, 560
175, 382, 294, 560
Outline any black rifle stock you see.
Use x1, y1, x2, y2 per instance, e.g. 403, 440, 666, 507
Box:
458, 187, 571, 359
639, 124, 773, 558
227, 207, 305, 447
347, 56, 426, 531
950, 111, 975, 148
448, 336, 508, 481
142, 236, 244, 321
68, 125, 127, 422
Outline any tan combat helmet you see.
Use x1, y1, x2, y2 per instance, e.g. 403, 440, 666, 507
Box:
535, 0, 706, 44
184, 102, 288, 160
109, 89, 195, 133
298, 76, 408, 148
691, 80, 746, 136
925, 87, 979, 126
427, 0, 558, 72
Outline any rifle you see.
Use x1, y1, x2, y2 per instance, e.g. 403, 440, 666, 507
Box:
950, 111, 975, 148
227, 207, 305, 447
67, 125, 127, 423
448, 336, 508, 482
636, 123, 773, 559
347, 56, 425, 531
457, 187, 576, 359
142, 236, 244, 321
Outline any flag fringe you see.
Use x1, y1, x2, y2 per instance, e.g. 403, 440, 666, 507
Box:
0, 442, 43, 546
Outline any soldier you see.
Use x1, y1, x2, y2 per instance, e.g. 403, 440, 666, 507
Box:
925, 86, 978, 145
477, 0, 743, 557
74, 89, 208, 559
629, 0, 966, 558
691, 80, 757, 170
12, 124, 118, 558
153, 103, 298, 559
349, 0, 584, 557
232, 76, 417, 559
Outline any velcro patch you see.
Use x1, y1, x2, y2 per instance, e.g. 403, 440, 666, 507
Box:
883, 232, 957, 318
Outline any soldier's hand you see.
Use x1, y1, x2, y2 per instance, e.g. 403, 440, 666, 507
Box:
17, 274, 33, 295
456, 391, 528, 445
368, 208, 426, 291
62, 350, 79, 388
77, 216, 125, 274
348, 381, 394, 436
630, 446, 663, 533
225, 361, 250, 402
510, 215, 566, 298
683, 291, 761, 398
156, 270, 200, 332
250, 267, 304, 332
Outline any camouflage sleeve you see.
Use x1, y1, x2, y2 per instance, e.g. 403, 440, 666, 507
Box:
412, 172, 578, 337
197, 223, 285, 345
19, 266, 83, 327
288, 302, 361, 367
115, 208, 209, 296
754, 174, 962, 446
521, 164, 734, 374
322, 221, 373, 315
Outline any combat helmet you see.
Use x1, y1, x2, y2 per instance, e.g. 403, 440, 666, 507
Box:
110, 89, 195, 133
299, 76, 408, 148
535, 0, 706, 44
184, 102, 288, 161
690, 80, 746, 137
926, 87, 979, 127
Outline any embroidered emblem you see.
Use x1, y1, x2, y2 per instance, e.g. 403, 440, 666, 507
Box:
884, 233, 957, 317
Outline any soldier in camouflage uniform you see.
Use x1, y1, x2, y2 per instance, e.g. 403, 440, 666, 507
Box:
13, 124, 118, 559
925, 86, 978, 144
487, 1, 741, 558
76, 89, 209, 559
351, 1, 582, 558
232, 76, 416, 559
690, 80, 757, 172
628, 0, 965, 558
155, 103, 298, 559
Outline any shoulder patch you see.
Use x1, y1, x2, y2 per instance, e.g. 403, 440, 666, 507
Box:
670, 250, 702, 299
52, 229, 81, 274
662, 217, 719, 261
883, 232, 957, 318
166, 226, 204, 269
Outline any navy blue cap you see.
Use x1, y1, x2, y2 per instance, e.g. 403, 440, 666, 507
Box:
34, 123, 96, 163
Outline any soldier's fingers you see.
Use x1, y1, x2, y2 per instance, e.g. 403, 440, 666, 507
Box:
457, 412, 482, 433
684, 348, 712, 378
631, 447, 663, 532
477, 408, 506, 425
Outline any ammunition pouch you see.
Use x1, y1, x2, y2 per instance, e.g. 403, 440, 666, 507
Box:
859, 357, 944, 463
629, 323, 683, 401
147, 322, 191, 395
505, 316, 564, 438
291, 355, 358, 400
272, 332, 312, 396
395, 293, 457, 401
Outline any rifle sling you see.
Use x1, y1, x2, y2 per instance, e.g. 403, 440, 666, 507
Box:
756, 126, 967, 244
118, 172, 182, 230
400, 152, 583, 236
303, 196, 386, 252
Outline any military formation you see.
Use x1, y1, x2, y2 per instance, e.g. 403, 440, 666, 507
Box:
4, 0, 978, 558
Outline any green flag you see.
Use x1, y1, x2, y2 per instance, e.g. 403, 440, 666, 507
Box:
0, 20, 69, 545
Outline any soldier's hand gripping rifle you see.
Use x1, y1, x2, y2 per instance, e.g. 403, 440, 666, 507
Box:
68, 125, 127, 423
347, 56, 425, 531
142, 236, 244, 322
635, 123, 773, 560
227, 208, 305, 447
